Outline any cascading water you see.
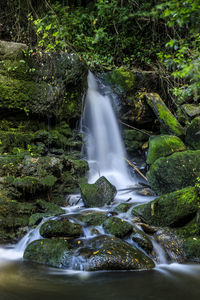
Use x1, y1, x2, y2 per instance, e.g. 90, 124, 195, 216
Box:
82, 71, 134, 189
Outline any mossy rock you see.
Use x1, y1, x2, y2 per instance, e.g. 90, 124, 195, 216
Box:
123, 129, 149, 152
77, 212, 107, 226
185, 117, 200, 149
182, 237, 200, 262
114, 203, 132, 213
147, 150, 200, 194
80, 176, 117, 208
143, 93, 185, 136
147, 135, 186, 165
76, 235, 155, 271
23, 238, 73, 268
103, 216, 133, 238
175, 216, 200, 239
132, 187, 199, 227
40, 219, 82, 238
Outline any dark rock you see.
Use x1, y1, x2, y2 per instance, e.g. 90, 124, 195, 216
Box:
23, 238, 73, 268
123, 129, 149, 153
139, 223, 158, 234
80, 176, 117, 207
103, 216, 133, 238
185, 117, 200, 149
182, 237, 200, 262
114, 203, 132, 213
147, 135, 186, 165
132, 187, 199, 227
132, 230, 153, 254
147, 150, 200, 194
75, 235, 155, 271
40, 219, 82, 238
181, 104, 200, 118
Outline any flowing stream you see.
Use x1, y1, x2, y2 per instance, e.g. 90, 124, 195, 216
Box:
0, 72, 200, 299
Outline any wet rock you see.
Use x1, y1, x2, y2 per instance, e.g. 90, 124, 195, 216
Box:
132, 187, 199, 227
147, 150, 200, 194
80, 176, 117, 208
23, 238, 73, 268
185, 117, 200, 149
40, 219, 82, 238
139, 223, 158, 234
142, 93, 185, 136
147, 135, 186, 165
182, 237, 200, 262
132, 230, 153, 254
136, 188, 156, 196
76, 235, 155, 271
77, 212, 107, 226
103, 216, 133, 238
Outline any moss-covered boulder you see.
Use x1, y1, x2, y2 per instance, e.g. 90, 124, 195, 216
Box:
114, 203, 133, 213
23, 238, 73, 268
147, 135, 186, 165
40, 218, 82, 238
80, 176, 117, 208
75, 235, 155, 271
103, 216, 133, 238
182, 237, 200, 262
185, 117, 200, 150
77, 212, 107, 226
143, 93, 185, 136
132, 187, 199, 227
147, 150, 200, 194
123, 129, 149, 153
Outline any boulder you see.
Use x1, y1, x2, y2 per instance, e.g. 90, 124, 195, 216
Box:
23, 238, 73, 268
181, 104, 200, 118
77, 212, 107, 226
131, 230, 153, 254
103, 216, 133, 238
74, 235, 155, 271
40, 218, 82, 238
147, 150, 200, 194
182, 237, 200, 262
123, 129, 149, 153
0, 40, 28, 59
80, 176, 117, 207
185, 117, 200, 149
147, 135, 186, 165
132, 187, 199, 227
114, 203, 132, 213
142, 93, 185, 136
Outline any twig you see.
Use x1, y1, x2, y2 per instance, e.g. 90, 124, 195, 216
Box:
119, 120, 151, 136
125, 158, 148, 182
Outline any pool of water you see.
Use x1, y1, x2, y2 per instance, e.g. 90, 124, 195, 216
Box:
0, 261, 200, 300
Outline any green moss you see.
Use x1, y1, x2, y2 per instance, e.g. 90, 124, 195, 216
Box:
147, 135, 186, 165
114, 203, 132, 213
40, 219, 82, 238
186, 117, 200, 149
0, 130, 33, 153
132, 187, 199, 227
77, 212, 107, 226
147, 150, 200, 194
182, 237, 200, 261
103, 216, 133, 238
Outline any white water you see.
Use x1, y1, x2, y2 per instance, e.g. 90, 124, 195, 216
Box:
82, 72, 134, 189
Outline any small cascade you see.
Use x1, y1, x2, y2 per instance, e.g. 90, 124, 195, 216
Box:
82, 72, 134, 189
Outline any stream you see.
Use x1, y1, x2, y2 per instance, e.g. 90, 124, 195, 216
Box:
0, 72, 200, 299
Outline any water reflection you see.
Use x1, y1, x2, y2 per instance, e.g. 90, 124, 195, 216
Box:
0, 261, 200, 300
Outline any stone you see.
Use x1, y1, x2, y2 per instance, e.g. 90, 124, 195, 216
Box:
123, 129, 149, 152
132, 187, 199, 227
143, 93, 185, 136
80, 176, 117, 207
147, 150, 200, 194
103, 216, 133, 238
40, 218, 82, 238
182, 237, 200, 262
0, 40, 28, 59
77, 212, 107, 226
75, 235, 155, 271
181, 104, 200, 118
147, 135, 186, 165
132, 230, 153, 254
114, 203, 132, 213
185, 117, 200, 149
23, 238, 73, 268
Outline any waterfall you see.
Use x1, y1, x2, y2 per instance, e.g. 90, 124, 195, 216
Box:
82, 72, 134, 189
